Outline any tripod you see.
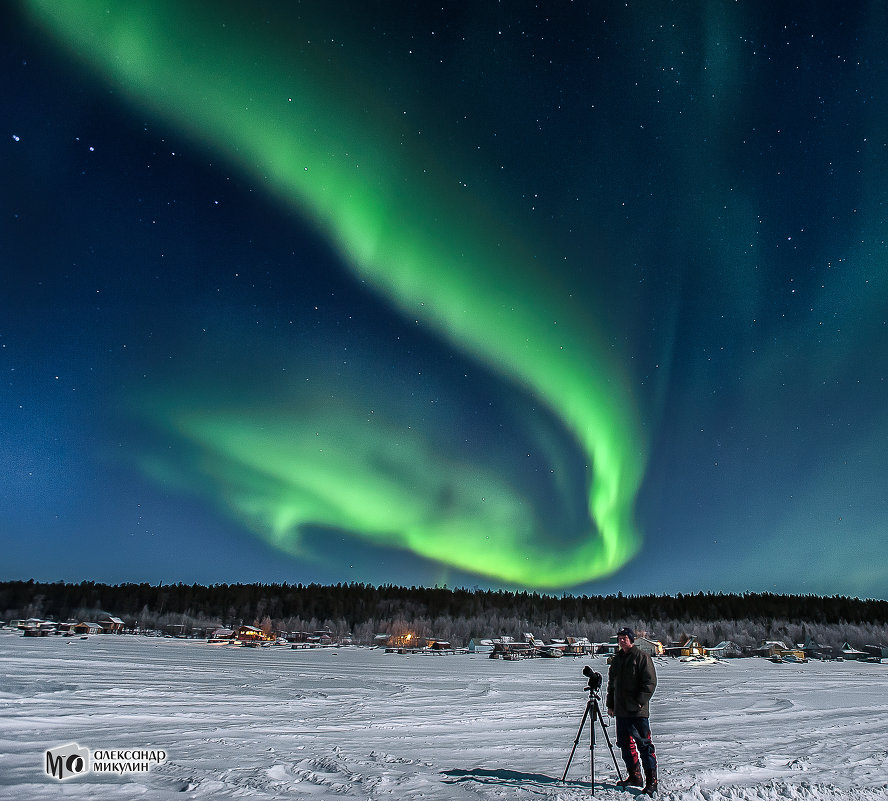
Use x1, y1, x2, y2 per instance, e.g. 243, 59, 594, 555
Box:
561, 673, 623, 794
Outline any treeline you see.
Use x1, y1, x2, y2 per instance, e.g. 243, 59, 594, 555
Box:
3, 580, 887, 652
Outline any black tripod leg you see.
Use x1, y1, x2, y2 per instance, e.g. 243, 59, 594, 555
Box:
561, 701, 591, 782
589, 698, 596, 793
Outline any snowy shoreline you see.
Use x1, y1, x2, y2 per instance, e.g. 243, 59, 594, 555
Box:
1, 632, 886, 800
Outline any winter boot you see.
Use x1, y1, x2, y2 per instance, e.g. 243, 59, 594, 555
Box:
615, 767, 644, 788
641, 766, 658, 795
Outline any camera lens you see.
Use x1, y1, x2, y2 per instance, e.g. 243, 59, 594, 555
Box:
582, 666, 602, 690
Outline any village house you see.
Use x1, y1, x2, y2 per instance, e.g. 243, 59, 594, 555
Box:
596, 636, 620, 656
633, 636, 664, 657
802, 636, 833, 661
23, 621, 57, 637
755, 640, 806, 661
235, 625, 275, 645
706, 640, 743, 658
385, 632, 419, 650
563, 636, 593, 656
99, 614, 125, 633
840, 641, 869, 660
309, 630, 335, 646
73, 622, 103, 635
754, 640, 788, 658
862, 644, 888, 662
489, 637, 534, 660
664, 635, 705, 658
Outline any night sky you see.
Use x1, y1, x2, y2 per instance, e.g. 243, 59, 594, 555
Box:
3, 2, 887, 598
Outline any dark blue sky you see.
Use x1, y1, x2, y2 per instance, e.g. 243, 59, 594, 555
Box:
3, 2, 887, 598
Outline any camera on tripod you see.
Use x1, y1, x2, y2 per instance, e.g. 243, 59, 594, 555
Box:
582, 665, 602, 691
563, 665, 622, 790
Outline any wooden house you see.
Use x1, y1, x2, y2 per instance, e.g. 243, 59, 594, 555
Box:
665, 636, 705, 658
489, 636, 534, 660
23, 622, 56, 637
386, 632, 419, 650
756, 640, 806, 661
840, 641, 869, 661
706, 640, 743, 658
802, 636, 833, 661
99, 615, 125, 633
634, 637, 664, 657
862, 644, 888, 662
755, 640, 789, 657
73, 622, 103, 635
563, 636, 593, 656
207, 627, 235, 642
235, 625, 275, 645
596, 637, 620, 656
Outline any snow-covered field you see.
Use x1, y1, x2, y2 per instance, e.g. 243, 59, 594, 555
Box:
1, 632, 885, 800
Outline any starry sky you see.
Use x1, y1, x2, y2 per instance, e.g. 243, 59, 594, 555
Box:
3, 1, 887, 598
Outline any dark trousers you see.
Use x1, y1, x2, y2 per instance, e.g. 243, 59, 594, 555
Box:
615, 716, 657, 776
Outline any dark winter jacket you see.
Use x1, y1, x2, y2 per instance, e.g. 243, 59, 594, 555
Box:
606, 645, 657, 718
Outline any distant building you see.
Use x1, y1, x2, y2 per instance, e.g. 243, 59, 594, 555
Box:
73, 622, 103, 635
311, 630, 334, 646
634, 637, 664, 657
235, 625, 275, 644
802, 636, 833, 660
665, 636, 705, 658
99, 615, 125, 634
489, 638, 534, 660
840, 641, 869, 661
862, 644, 888, 661
755, 640, 789, 658
596, 637, 619, 656
756, 640, 806, 661
563, 636, 593, 656
706, 640, 743, 658
23, 621, 57, 637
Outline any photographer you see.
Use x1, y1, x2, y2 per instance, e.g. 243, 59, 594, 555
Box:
606, 627, 658, 795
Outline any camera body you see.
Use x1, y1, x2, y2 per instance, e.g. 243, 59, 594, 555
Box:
582, 665, 603, 691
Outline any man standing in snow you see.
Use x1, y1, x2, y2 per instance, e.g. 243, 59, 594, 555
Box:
606, 627, 658, 795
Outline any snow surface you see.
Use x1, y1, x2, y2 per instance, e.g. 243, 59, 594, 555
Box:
1, 632, 886, 800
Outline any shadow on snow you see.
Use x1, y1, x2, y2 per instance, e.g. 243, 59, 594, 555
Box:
442, 767, 594, 789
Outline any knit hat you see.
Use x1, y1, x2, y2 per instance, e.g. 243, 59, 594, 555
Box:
616, 627, 636, 642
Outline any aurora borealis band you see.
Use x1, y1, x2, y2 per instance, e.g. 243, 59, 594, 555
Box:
4, 2, 888, 596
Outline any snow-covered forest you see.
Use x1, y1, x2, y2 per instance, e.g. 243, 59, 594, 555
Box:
3, 581, 886, 652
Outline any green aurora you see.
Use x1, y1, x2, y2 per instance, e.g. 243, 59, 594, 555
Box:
25, 1, 647, 587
